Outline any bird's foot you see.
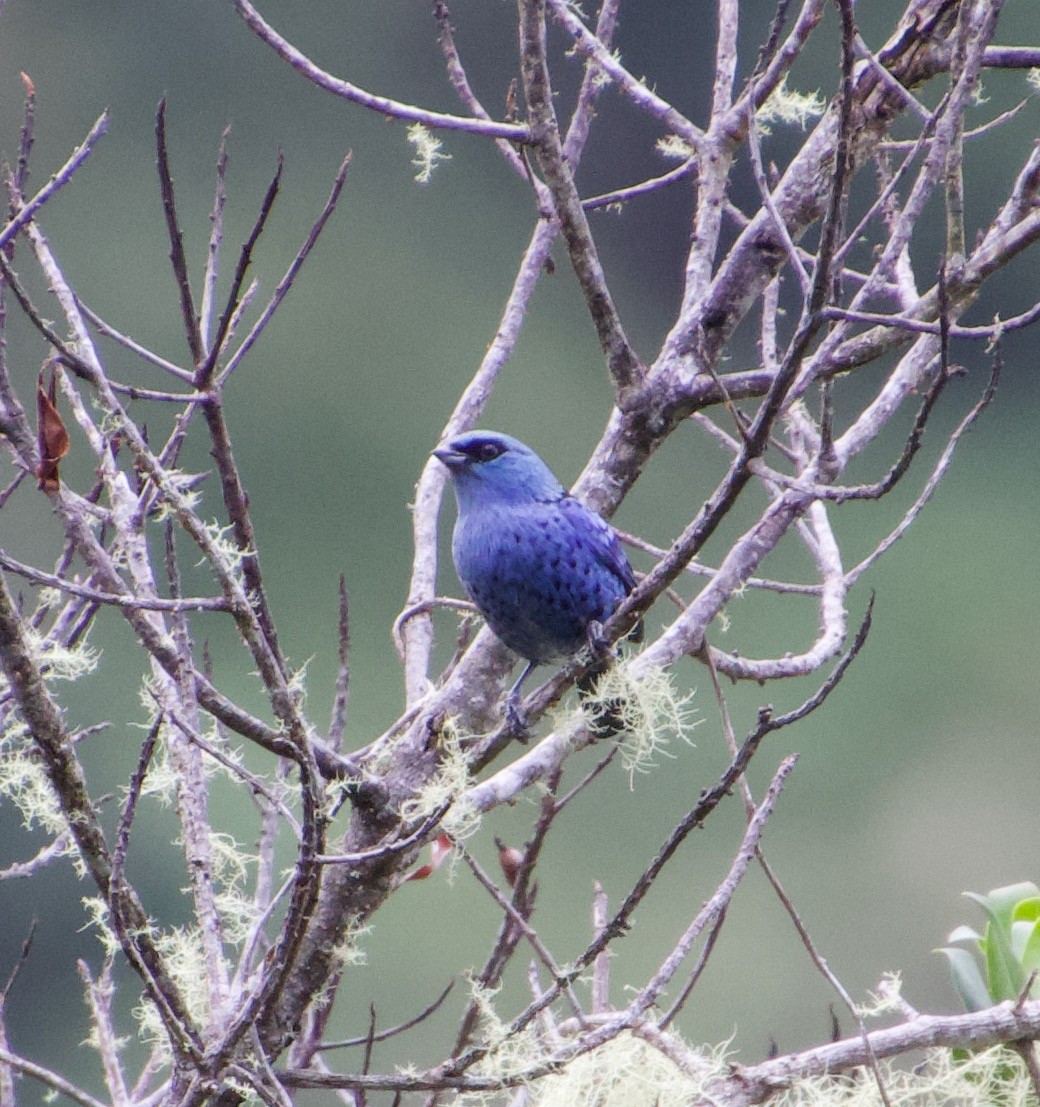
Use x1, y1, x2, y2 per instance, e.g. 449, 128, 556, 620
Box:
585, 620, 615, 666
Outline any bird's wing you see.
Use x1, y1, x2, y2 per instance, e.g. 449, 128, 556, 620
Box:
557, 494, 637, 595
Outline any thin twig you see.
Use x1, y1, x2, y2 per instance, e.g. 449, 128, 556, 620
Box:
229, 0, 528, 140
319, 983, 455, 1051
0, 549, 229, 612
200, 125, 232, 349
217, 151, 352, 383
329, 574, 351, 751
155, 99, 203, 366
0, 112, 109, 255
519, 0, 642, 396
196, 154, 283, 387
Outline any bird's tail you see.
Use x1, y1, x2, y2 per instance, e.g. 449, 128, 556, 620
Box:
577, 618, 642, 737
577, 660, 628, 738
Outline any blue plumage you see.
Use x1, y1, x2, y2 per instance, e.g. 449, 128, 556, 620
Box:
434, 431, 636, 690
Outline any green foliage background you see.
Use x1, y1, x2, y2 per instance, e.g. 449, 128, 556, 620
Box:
0, 1, 1038, 1101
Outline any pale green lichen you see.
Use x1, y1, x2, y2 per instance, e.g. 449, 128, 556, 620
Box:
580, 663, 698, 787
656, 134, 695, 162
530, 1033, 725, 1107
207, 831, 257, 945
80, 897, 123, 959
460, 1033, 1036, 1107
150, 473, 203, 521
331, 916, 373, 970
457, 1021, 727, 1107
132, 925, 211, 1055
858, 971, 904, 1020
757, 76, 826, 135
458, 979, 554, 1092
407, 123, 451, 184
0, 733, 68, 838
399, 722, 481, 842
773, 1046, 1034, 1107
195, 519, 252, 583
22, 625, 100, 684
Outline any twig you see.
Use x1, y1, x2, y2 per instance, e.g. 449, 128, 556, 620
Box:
228, 0, 528, 140
316, 802, 452, 866
546, 0, 704, 151
432, 1, 527, 179
111, 718, 162, 888
158, 693, 303, 839
155, 99, 204, 366
458, 844, 585, 1021
846, 353, 1000, 585
329, 574, 351, 751
75, 296, 195, 382
658, 908, 727, 1027
217, 151, 352, 384
0, 835, 69, 880
519, 0, 642, 396
551, 744, 620, 814
196, 153, 283, 387
745, 95, 811, 296
393, 596, 478, 659
554, 757, 798, 1066
318, 983, 455, 1051
0, 253, 201, 403
0, 921, 35, 1000
0, 1048, 109, 1107
591, 883, 609, 1014
582, 159, 697, 212
78, 959, 131, 1107
0, 112, 109, 255
0, 549, 229, 612
823, 301, 1040, 339
200, 126, 232, 349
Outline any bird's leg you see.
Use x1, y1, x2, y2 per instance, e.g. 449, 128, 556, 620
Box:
503, 661, 535, 739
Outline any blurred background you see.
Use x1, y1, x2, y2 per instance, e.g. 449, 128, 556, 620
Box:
1, 1, 1039, 1102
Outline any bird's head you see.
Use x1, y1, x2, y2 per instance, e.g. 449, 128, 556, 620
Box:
433, 431, 564, 509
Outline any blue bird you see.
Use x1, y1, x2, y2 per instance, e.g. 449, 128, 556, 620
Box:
434, 430, 637, 729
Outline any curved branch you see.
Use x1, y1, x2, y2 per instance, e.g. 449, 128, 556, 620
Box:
702, 1001, 1040, 1107
229, 0, 528, 141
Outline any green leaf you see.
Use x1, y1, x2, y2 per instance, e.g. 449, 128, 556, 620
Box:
939, 946, 995, 1012
1012, 897, 1040, 924
970, 884, 1040, 931
1018, 920, 1040, 981
964, 892, 1027, 1001
947, 924, 982, 944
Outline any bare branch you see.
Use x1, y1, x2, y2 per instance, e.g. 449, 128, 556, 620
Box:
518, 0, 642, 396
0, 1048, 110, 1107
200, 125, 232, 349
228, 0, 529, 140
155, 99, 204, 366
0, 549, 229, 612
218, 150, 352, 383
319, 982, 455, 1051
0, 111, 109, 255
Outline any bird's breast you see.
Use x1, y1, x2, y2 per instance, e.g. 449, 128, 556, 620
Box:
452, 502, 629, 664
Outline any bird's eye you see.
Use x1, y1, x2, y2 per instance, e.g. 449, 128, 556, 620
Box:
473, 441, 505, 463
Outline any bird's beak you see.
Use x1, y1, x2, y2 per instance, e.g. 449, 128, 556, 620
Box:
433, 445, 466, 471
